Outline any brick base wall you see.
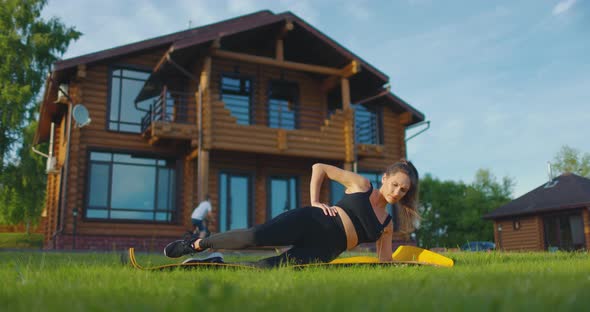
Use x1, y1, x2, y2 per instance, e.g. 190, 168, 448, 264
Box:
47, 234, 178, 252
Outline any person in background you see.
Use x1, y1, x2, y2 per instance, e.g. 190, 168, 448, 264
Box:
191, 194, 213, 238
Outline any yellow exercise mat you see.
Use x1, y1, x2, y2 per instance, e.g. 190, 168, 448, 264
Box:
392, 245, 454, 267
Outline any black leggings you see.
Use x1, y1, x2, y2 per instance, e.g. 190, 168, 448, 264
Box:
199, 207, 348, 268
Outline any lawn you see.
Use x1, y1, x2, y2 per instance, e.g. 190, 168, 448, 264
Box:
1, 250, 589, 311
0, 233, 43, 249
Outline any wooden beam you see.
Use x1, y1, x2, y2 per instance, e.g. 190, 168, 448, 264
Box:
186, 148, 199, 161
198, 150, 210, 201
340, 60, 361, 78
321, 60, 361, 91
211, 49, 342, 76
276, 39, 284, 62
399, 112, 412, 125
341, 78, 351, 110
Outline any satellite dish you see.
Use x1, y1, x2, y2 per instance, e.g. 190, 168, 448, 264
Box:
72, 104, 91, 128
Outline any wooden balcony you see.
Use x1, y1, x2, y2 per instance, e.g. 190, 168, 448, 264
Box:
141, 91, 198, 145
203, 100, 348, 160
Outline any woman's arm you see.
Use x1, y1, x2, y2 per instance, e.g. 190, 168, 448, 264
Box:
376, 222, 394, 262
309, 163, 370, 216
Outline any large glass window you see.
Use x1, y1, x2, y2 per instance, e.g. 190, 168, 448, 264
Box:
354, 104, 382, 145
221, 76, 252, 125
268, 81, 298, 129
85, 151, 176, 222
108, 68, 152, 133
268, 176, 298, 219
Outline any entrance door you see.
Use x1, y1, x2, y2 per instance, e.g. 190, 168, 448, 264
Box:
219, 172, 252, 232
268, 176, 298, 219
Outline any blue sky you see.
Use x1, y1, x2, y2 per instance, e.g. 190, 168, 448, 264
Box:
42, 0, 589, 198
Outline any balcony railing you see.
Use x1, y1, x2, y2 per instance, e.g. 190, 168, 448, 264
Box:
141, 90, 196, 134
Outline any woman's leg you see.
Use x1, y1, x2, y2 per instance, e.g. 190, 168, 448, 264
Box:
165, 208, 317, 258
199, 208, 315, 249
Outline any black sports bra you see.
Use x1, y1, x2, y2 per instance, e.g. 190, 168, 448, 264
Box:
335, 184, 392, 243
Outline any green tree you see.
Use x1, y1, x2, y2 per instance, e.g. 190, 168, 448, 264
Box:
0, 122, 46, 233
416, 169, 513, 248
0, 0, 81, 171
0, 0, 80, 229
551, 145, 590, 178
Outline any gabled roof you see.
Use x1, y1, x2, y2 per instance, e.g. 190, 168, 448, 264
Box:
52, 10, 388, 82
484, 173, 590, 219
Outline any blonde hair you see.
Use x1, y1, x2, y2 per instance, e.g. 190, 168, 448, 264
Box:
384, 159, 420, 233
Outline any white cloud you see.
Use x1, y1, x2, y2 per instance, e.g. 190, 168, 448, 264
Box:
552, 0, 577, 15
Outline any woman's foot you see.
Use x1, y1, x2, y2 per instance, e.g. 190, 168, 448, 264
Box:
181, 252, 224, 264
164, 236, 203, 258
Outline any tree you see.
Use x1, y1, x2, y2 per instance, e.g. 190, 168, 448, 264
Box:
0, 0, 81, 171
0, 122, 46, 233
0, 0, 80, 229
551, 145, 590, 178
415, 169, 514, 248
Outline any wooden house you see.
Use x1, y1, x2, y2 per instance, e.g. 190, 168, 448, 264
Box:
33, 11, 425, 251
484, 173, 590, 251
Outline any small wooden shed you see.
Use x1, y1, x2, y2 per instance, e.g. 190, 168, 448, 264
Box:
484, 173, 590, 251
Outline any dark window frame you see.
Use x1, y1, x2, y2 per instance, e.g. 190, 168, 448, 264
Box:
219, 73, 254, 125
266, 175, 300, 220
83, 148, 180, 224
106, 64, 153, 134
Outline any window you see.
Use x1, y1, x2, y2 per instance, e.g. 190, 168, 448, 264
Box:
268, 176, 298, 219
268, 81, 298, 129
108, 68, 152, 133
221, 76, 252, 125
354, 104, 382, 145
86, 151, 176, 222
219, 172, 252, 231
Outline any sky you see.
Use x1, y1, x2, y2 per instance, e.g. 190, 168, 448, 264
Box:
41, 0, 589, 198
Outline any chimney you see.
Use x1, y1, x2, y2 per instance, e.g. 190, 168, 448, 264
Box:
547, 161, 553, 181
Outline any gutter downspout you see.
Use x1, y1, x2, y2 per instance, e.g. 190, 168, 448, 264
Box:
49, 80, 74, 248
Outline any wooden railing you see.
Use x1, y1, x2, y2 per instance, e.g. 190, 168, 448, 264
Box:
140, 90, 196, 134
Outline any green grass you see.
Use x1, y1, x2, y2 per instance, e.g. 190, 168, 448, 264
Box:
1, 250, 589, 311
0, 233, 43, 249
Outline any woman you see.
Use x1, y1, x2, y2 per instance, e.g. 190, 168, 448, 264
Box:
164, 159, 420, 268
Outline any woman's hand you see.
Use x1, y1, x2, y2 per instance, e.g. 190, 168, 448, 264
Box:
311, 202, 339, 217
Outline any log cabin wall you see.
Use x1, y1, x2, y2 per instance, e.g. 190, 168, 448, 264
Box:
206, 150, 336, 234
494, 216, 543, 251
46, 49, 200, 250
206, 57, 346, 160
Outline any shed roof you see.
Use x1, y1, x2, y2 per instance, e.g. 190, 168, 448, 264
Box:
484, 173, 590, 219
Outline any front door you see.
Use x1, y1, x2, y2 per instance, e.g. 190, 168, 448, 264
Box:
219, 172, 252, 232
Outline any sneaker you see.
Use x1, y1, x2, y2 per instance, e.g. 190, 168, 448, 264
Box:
164, 236, 199, 258
182, 252, 225, 265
